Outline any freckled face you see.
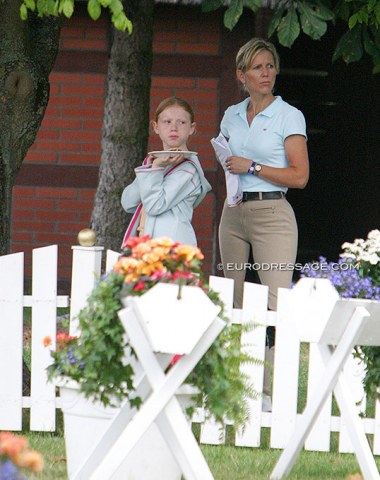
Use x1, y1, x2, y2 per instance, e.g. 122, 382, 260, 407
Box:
237, 50, 277, 96
152, 106, 196, 150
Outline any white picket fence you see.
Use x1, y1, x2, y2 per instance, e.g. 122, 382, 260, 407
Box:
0, 244, 379, 455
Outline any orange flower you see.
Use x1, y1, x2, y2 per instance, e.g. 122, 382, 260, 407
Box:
0, 432, 28, 456
13, 450, 44, 472
114, 256, 140, 274
174, 245, 204, 262
43, 336, 52, 347
149, 237, 176, 248
56, 333, 76, 344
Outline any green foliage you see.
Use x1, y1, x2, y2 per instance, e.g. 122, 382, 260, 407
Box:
20, 0, 132, 33
208, 0, 379, 72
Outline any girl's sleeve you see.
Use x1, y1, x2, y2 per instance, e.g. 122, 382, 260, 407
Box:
121, 178, 142, 213
135, 164, 199, 216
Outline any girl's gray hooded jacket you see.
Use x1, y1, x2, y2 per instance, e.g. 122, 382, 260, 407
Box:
121, 155, 211, 246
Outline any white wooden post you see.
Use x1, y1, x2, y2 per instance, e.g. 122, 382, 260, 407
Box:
0, 252, 24, 430
270, 288, 300, 449
30, 246, 58, 431
199, 275, 234, 446
69, 246, 103, 336
235, 282, 268, 447
105, 250, 120, 272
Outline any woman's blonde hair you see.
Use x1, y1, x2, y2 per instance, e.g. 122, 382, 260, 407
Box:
154, 96, 195, 123
236, 38, 280, 73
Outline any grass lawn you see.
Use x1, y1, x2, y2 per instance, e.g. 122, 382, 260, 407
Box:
24, 429, 374, 480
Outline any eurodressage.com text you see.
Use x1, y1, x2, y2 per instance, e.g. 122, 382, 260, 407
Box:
217, 262, 360, 272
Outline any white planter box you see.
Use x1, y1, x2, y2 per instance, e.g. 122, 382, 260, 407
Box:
59, 381, 195, 479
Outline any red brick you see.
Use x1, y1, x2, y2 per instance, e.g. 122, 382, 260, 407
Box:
197, 79, 219, 89
25, 151, 58, 163
79, 190, 96, 200
58, 199, 91, 210
37, 210, 78, 221
151, 77, 195, 88
62, 38, 106, 51
12, 232, 34, 243
80, 143, 101, 153
59, 153, 99, 165
61, 25, 85, 38
48, 96, 82, 106
13, 220, 56, 232
35, 233, 77, 244
50, 73, 83, 84
36, 140, 82, 152
82, 74, 106, 85
61, 107, 103, 117
50, 118, 82, 129
13, 198, 55, 210
82, 119, 103, 129
57, 222, 90, 233
61, 130, 101, 142
153, 43, 176, 54
176, 43, 219, 55
82, 97, 104, 108
61, 85, 105, 96
36, 187, 78, 199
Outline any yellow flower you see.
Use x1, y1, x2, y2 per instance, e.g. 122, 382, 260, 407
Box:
149, 237, 176, 248
140, 261, 165, 276
114, 257, 140, 274
174, 245, 204, 262
142, 247, 170, 264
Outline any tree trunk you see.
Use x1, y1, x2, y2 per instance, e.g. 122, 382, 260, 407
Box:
0, 2, 61, 255
91, 0, 155, 252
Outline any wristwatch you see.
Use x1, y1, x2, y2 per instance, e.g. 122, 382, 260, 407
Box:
248, 161, 262, 176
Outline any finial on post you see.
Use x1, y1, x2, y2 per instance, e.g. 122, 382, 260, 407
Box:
77, 228, 96, 247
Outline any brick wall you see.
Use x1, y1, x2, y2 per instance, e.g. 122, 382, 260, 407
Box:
12, 5, 223, 284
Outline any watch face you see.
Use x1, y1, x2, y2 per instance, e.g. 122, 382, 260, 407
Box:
254, 164, 262, 173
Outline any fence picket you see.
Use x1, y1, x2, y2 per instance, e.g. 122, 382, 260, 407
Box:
0, 252, 24, 430
305, 343, 332, 451
235, 282, 268, 447
270, 288, 300, 449
30, 246, 58, 431
69, 245, 104, 336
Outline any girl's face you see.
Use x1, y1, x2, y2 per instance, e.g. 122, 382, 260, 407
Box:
152, 105, 196, 150
237, 50, 277, 96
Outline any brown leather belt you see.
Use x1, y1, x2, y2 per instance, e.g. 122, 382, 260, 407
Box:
242, 191, 285, 202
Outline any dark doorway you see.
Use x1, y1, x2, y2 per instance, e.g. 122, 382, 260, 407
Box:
275, 25, 380, 263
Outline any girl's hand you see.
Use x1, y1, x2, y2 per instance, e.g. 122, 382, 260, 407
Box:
152, 153, 184, 168
225, 156, 251, 174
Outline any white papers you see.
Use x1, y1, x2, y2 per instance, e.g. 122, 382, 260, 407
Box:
211, 133, 242, 207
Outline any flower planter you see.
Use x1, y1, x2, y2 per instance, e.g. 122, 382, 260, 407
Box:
59, 380, 196, 480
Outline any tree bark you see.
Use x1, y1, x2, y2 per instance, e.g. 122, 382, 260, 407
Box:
0, 1, 61, 254
91, 0, 155, 252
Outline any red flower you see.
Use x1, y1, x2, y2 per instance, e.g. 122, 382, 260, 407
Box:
123, 235, 151, 249
133, 280, 146, 291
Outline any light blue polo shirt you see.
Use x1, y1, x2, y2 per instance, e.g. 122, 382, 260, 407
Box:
220, 96, 307, 193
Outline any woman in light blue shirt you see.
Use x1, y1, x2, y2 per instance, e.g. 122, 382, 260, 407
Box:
219, 38, 309, 410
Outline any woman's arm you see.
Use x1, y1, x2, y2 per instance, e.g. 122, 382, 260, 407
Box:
226, 134, 309, 189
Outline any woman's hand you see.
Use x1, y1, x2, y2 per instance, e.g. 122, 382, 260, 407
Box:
151, 153, 185, 168
225, 156, 251, 174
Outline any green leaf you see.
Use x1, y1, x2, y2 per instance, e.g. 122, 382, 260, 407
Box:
61, 0, 74, 18
313, 1, 334, 21
268, 5, 286, 38
298, 2, 328, 40
25, 0, 36, 11
349, 12, 359, 28
88, 0, 101, 21
110, 0, 123, 15
333, 25, 363, 64
277, 5, 300, 48
112, 12, 133, 33
245, 0, 262, 13
223, 0, 244, 30
201, 0, 224, 13
20, 3, 28, 20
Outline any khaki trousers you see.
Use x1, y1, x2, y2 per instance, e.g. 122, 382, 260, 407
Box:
218, 197, 298, 311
